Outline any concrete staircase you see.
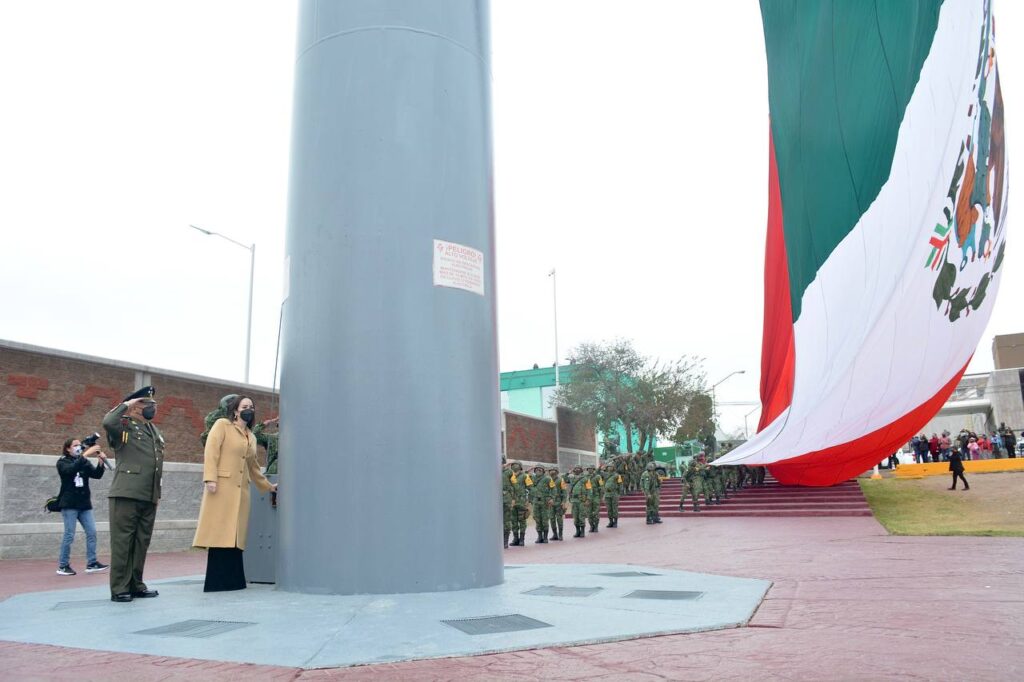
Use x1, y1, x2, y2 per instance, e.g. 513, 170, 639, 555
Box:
598, 476, 873, 518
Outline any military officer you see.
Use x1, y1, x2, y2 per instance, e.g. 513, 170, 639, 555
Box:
602, 462, 623, 528
640, 461, 662, 524
683, 454, 707, 512
102, 386, 164, 602
568, 465, 593, 538
547, 467, 566, 541
529, 465, 551, 543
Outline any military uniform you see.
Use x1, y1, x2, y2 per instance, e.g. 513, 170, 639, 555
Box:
529, 466, 552, 543
585, 465, 603, 532
602, 464, 623, 528
568, 466, 593, 538
683, 456, 708, 512
548, 468, 567, 541
102, 387, 164, 601
501, 464, 515, 548
640, 463, 662, 524
507, 463, 532, 546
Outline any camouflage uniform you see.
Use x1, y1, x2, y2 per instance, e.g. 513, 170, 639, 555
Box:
640, 462, 662, 524
507, 462, 532, 546
703, 455, 722, 505
568, 466, 593, 538
548, 468, 566, 541
501, 463, 515, 548
602, 463, 623, 528
529, 466, 551, 543
585, 465, 603, 533
683, 456, 709, 512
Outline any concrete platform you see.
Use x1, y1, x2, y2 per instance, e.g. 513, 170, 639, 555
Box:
0, 563, 769, 669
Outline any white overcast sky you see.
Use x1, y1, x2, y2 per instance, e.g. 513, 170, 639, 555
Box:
1, 1, 1020, 437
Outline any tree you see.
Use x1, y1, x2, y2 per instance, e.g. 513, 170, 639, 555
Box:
553, 339, 706, 454
673, 392, 715, 450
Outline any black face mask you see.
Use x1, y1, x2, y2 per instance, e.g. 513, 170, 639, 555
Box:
141, 405, 157, 420
240, 409, 256, 427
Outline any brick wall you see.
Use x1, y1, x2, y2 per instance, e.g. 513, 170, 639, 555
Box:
0, 344, 276, 463
556, 407, 596, 452
504, 411, 557, 464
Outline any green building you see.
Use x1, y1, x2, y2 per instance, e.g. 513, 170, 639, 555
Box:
499, 364, 644, 453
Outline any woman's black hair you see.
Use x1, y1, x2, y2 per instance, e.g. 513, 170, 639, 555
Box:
61, 437, 75, 456
225, 394, 255, 427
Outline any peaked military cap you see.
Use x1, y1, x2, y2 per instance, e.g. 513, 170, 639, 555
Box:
123, 385, 156, 402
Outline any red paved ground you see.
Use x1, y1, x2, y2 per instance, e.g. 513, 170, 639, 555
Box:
2, 516, 1022, 681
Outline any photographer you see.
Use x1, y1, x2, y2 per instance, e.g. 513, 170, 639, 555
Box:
56, 435, 109, 576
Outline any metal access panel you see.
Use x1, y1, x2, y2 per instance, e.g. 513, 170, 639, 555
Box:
596, 571, 661, 578
523, 586, 602, 597
441, 614, 553, 636
623, 590, 704, 601
51, 599, 112, 610
245, 474, 278, 584
133, 620, 255, 638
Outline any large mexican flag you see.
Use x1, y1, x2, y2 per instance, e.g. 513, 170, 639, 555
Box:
715, 0, 1009, 485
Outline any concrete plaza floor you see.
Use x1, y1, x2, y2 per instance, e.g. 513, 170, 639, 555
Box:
1, 514, 1022, 680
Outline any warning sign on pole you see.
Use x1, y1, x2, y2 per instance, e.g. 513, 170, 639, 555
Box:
433, 239, 485, 296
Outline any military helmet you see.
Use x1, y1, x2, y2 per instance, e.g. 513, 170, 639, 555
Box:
646, 462, 655, 470
510, 461, 523, 471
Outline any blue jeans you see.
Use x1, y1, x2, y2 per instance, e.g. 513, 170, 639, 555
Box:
59, 508, 97, 567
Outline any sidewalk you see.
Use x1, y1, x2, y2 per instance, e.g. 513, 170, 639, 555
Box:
2, 516, 1022, 680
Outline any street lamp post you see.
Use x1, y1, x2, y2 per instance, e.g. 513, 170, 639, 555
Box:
711, 369, 746, 429
190, 224, 256, 383
743, 406, 760, 439
548, 268, 559, 387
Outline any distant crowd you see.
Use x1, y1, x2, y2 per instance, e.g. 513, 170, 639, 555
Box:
908, 422, 1020, 463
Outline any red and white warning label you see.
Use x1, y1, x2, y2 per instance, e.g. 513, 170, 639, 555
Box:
433, 239, 485, 296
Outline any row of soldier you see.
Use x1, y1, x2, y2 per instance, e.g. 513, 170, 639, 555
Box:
500, 453, 768, 547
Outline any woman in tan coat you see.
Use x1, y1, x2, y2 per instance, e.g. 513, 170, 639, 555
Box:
193, 394, 276, 592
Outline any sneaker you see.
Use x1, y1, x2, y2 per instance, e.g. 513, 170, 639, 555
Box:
56, 565, 76, 576
86, 562, 109, 573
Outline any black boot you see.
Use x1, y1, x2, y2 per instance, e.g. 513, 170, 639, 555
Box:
552, 527, 562, 541
512, 530, 522, 546
503, 531, 510, 549
591, 521, 599, 533
606, 519, 614, 528
540, 530, 548, 543
646, 513, 653, 525
654, 514, 663, 524
693, 503, 701, 512
535, 531, 544, 544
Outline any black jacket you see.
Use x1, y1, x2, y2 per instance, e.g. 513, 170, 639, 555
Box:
56, 454, 104, 510
947, 451, 965, 474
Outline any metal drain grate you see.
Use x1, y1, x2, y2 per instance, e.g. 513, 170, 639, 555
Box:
52, 599, 114, 610
133, 620, 255, 638
523, 586, 602, 597
504, 566, 523, 569
596, 571, 660, 577
623, 590, 703, 601
441, 614, 552, 635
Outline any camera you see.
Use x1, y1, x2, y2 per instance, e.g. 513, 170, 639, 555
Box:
81, 433, 101, 448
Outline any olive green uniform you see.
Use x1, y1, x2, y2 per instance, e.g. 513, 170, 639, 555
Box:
102, 403, 165, 598
568, 470, 593, 537
683, 459, 708, 512
586, 468, 603, 532
506, 465, 532, 546
548, 471, 567, 540
602, 466, 623, 527
529, 468, 552, 543
501, 468, 515, 548
640, 467, 662, 523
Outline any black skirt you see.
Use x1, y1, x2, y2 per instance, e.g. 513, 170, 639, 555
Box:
204, 547, 246, 592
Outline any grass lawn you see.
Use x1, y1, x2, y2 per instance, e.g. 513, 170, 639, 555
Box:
859, 471, 1024, 536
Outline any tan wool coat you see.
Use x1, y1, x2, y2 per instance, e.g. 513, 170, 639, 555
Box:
192, 418, 272, 550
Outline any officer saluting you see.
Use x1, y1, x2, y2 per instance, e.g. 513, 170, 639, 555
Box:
102, 386, 165, 602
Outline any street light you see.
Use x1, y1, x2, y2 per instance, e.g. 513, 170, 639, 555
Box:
548, 268, 559, 387
743, 406, 760, 439
711, 370, 745, 428
190, 224, 255, 383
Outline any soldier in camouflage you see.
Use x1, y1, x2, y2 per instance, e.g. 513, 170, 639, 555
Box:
506, 461, 532, 546
640, 461, 662, 524
683, 453, 708, 512
529, 465, 551, 544
601, 462, 622, 528
585, 464, 603, 533
568, 465, 593, 538
501, 461, 514, 548
547, 467, 566, 541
